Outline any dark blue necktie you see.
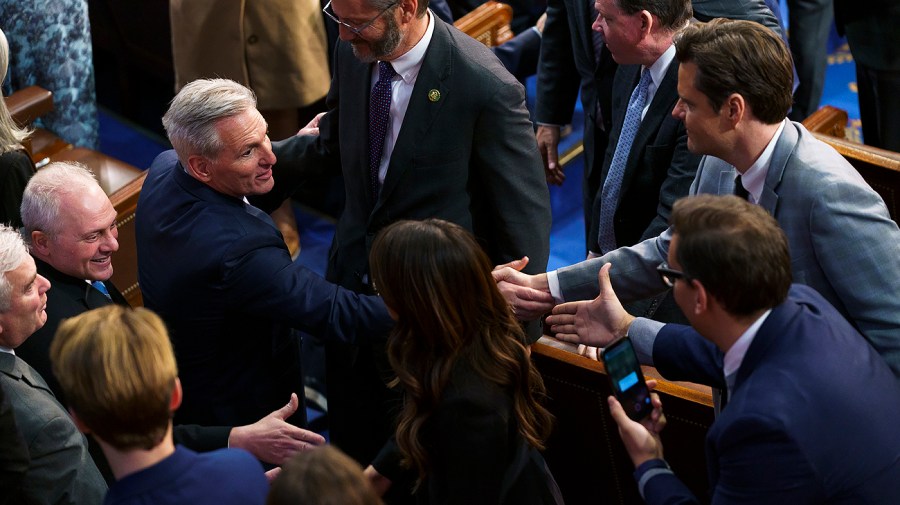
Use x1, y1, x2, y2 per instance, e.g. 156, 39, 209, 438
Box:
92, 280, 112, 300
734, 174, 750, 201
368, 61, 397, 200
597, 69, 652, 254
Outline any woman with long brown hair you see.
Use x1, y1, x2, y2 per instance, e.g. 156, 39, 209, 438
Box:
369, 219, 560, 504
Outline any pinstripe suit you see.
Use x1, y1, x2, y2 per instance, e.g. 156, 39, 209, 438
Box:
556, 120, 900, 376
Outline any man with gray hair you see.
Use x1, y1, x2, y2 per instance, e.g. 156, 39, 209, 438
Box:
0, 223, 107, 503
136, 79, 392, 433
19, 161, 328, 479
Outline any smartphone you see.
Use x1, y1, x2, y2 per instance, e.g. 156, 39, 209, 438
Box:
601, 337, 653, 421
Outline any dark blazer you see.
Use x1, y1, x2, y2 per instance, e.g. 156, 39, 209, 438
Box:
373, 362, 560, 505
587, 61, 700, 252
17, 257, 128, 403
0, 381, 29, 505
0, 149, 35, 229
274, 17, 551, 466
15, 258, 231, 476
0, 352, 107, 504
642, 285, 900, 503
536, 0, 616, 246
136, 151, 392, 428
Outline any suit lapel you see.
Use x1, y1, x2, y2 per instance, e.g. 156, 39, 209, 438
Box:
759, 121, 796, 215
376, 18, 452, 210
618, 62, 679, 196
342, 47, 378, 209
0, 353, 55, 397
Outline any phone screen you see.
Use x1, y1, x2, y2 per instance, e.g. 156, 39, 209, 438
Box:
602, 337, 653, 421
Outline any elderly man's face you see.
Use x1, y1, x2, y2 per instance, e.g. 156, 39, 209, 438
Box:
205, 108, 276, 199
592, 0, 644, 65
40, 184, 119, 282
0, 256, 50, 349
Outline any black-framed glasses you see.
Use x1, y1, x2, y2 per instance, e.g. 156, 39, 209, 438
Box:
322, 0, 400, 36
656, 262, 688, 288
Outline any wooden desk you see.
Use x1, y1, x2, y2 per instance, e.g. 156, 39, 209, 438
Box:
533, 337, 714, 504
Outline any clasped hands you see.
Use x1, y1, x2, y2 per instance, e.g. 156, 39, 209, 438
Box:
491, 259, 635, 348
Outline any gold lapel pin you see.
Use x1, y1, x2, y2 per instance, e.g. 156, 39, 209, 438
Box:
428, 89, 441, 102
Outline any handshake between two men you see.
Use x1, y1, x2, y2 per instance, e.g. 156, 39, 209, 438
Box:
491, 257, 626, 351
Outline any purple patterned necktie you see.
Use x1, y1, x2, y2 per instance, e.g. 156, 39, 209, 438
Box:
597, 69, 652, 254
368, 61, 397, 200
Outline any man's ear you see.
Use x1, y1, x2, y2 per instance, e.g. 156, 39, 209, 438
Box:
639, 10, 654, 37
68, 408, 91, 434
30, 230, 51, 257
723, 93, 745, 125
185, 155, 212, 182
169, 378, 183, 413
690, 279, 709, 316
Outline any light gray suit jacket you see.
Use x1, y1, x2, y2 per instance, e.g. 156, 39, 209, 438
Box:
0, 352, 106, 504
557, 120, 900, 376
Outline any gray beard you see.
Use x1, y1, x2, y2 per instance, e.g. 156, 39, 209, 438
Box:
351, 14, 403, 63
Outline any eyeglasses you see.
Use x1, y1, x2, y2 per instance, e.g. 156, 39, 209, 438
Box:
322, 0, 400, 36
656, 262, 688, 288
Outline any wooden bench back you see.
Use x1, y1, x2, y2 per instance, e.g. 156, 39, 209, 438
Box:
453, 1, 514, 47
803, 106, 900, 224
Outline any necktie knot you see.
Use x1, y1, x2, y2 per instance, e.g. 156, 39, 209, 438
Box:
378, 61, 397, 82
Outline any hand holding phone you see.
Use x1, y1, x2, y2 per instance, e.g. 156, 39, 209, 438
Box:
601, 337, 653, 421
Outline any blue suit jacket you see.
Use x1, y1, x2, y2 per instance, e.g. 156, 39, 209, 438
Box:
557, 121, 900, 376
640, 285, 900, 503
136, 151, 392, 427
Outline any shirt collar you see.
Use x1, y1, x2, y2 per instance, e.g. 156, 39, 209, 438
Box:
739, 119, 786, 203
723, 308, 772, 379
0, 347, 14, 355
645, 44, 676, 89
381, 9, 435, 84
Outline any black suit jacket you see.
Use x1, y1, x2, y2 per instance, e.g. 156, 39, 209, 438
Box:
16, 257, 128, 403
274, 17, 551, 466
587, 62, 700, 252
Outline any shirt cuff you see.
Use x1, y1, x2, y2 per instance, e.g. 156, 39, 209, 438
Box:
547, 270, 564, 304
634, 459, 673, 500
628, 317, 664, 365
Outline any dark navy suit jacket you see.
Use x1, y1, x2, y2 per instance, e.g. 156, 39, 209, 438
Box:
136, 150, 392, 428
642, 285, 900, 503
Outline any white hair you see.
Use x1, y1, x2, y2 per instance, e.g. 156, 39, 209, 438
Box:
21, 162, 100, 240
0, 224, 29, 312
162, 78, 257, 165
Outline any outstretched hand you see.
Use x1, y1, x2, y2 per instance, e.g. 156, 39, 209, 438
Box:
228, 393, 326, 465
491, 257, 555, 321
297, 112, 326, 136
546, 263, 634, 346
608, 380, 666, 467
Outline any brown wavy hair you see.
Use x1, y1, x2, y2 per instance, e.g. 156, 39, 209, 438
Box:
369, 219, 553, 485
